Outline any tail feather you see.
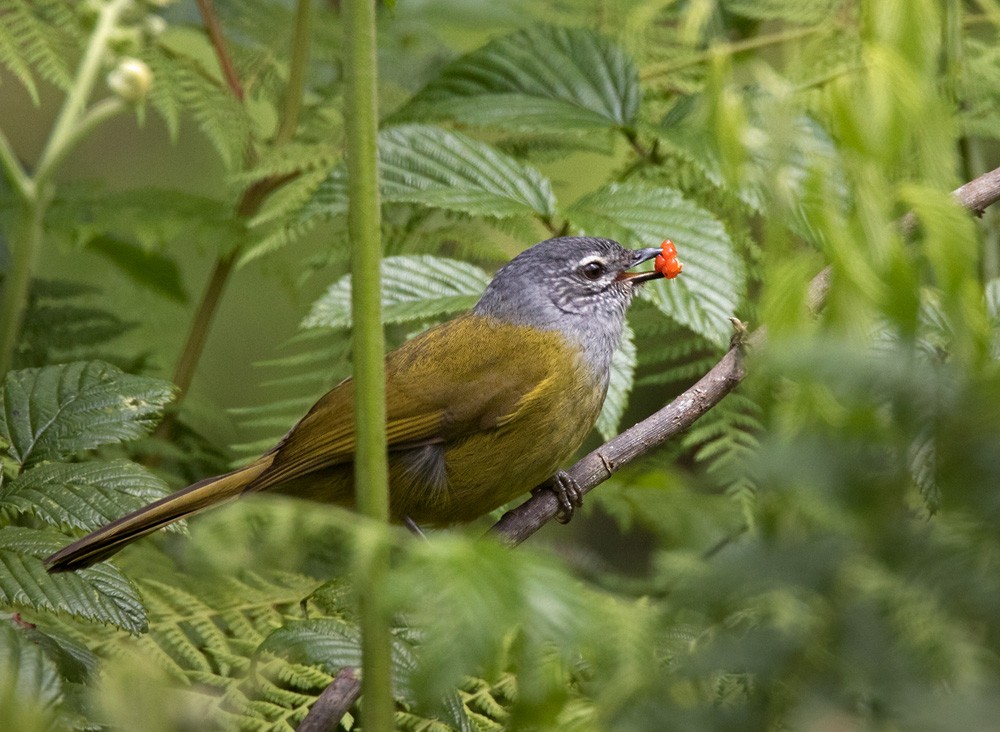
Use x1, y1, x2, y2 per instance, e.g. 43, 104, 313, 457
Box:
44, 458, 272, 573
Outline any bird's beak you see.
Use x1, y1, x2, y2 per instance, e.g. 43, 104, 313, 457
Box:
616, 247, 663, 284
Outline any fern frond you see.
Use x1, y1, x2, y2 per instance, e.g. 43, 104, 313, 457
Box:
237, 143, 340, 186
681, 392, 762, 510
960, 38, 1000, 140
382, 207, 521, 265
460, 675, 511, 724
143, 41, 251, 168
15, 279, 135, 369
0, 0, 82, 102
247, 168, 332, 231
631, 303, 720, 387
722, 0, 843, 24
230, 331, 351, 462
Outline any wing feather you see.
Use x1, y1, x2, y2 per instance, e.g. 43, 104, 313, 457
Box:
248, 315, 569, 492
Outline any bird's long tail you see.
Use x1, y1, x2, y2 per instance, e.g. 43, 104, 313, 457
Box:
44, 457, 273, 573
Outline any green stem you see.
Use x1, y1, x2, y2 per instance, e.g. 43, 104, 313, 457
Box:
0, 0, 132, 374
169, 250, 238, 400
942, 0, 963, 107
0, 126, 32, 201
274, 0, 314, 145
153, 0, 248, 430
538, 215, 562, 236
157, 173, 297, 437
34, 0, 132, 179
641, 25, 824, 80
0, 199, 44, 374
34, 98, 127, 190
792, 63, 865, 93
159, 0, 309, 423
343, 0, 393, 728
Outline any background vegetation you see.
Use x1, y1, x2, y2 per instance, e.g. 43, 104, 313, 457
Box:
2, 0, 1000, 729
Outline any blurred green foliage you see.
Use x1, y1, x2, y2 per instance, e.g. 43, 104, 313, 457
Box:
2, 0, 1000, 729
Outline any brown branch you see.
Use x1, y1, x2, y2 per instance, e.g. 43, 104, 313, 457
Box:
297, 667, 362, 732
491, 162, 1000, 546
195, 0, 244, 101
154, 0, 303, 441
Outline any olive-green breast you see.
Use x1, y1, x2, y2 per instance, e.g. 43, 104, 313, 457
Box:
384, 315, 607, 523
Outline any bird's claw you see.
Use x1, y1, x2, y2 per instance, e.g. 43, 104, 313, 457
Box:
533, 470, 583, 523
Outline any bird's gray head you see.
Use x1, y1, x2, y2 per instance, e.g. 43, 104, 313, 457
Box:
473, 236, 661, 377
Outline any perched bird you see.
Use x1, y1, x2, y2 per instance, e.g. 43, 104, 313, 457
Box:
45, 236, 665, 572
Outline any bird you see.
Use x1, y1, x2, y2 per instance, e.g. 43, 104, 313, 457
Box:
45, 236, 666, 572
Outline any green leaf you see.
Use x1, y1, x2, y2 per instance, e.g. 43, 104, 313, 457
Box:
263, 615, 473, 732
986, 278, 1000, 321
909, 429, 939, 515
143, 37, 252, 168
0, 527, 146, 633
566, 183, 745, 345
664, 95, 845, 243
16, 279, 135, 369
596, 323, 636, 440
395, 26, 641, 134
381, 125, 557, 218
18, 623, 97, 684
47, 187, 241, 255
0, 459, 175, 533
0, 622, 63, 713
0, 361, 175, 468
85, 236, 188, 303
961, 39, 1000, 140
304, 255, 489, 330
306, 125, 557, 222
721, 0, 841, 23
0, 0, 80, 103
259, 618, 416, 696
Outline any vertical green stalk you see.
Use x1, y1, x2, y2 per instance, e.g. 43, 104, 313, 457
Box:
33, 0, 132, 181
0, 198, 44, 372
942, 0, 962, 106
275, 0, 313, 145
0, 0, 132, 374
343, 0, 392, 729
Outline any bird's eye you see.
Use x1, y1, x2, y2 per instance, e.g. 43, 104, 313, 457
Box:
580, 260, 606, 280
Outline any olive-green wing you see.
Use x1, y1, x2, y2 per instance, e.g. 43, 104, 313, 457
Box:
247, 316, 563, 491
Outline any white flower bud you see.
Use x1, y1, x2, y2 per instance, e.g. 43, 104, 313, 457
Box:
107, 57, 153, 102
145, 15, 167, 37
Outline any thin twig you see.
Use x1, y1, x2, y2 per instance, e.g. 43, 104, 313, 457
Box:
156, 4, 303, 436
491, 162, 1000, 545
297, 667, 362, 732
195, 0, 244, 100
641, 25, 825, 80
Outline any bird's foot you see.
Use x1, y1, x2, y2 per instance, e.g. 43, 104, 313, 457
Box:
533, 470, 583, 524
